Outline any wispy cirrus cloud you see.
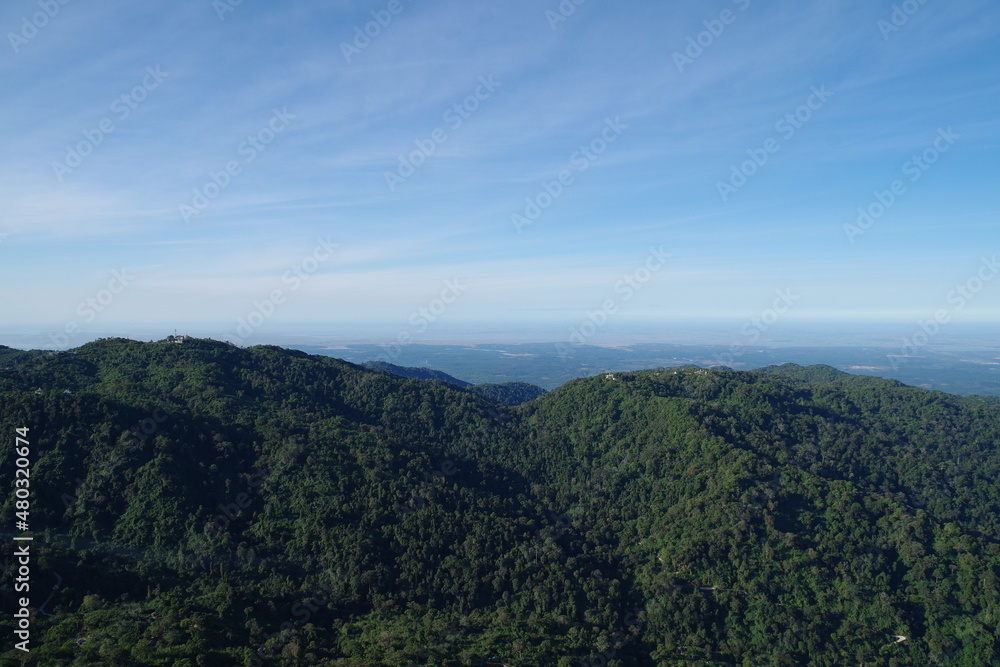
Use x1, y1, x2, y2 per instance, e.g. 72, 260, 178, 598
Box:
1, 0, 998, 339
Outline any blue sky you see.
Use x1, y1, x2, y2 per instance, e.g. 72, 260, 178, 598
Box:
2, 0, 998, 347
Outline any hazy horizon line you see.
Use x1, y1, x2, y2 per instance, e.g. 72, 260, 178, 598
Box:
2, 320, 997, 354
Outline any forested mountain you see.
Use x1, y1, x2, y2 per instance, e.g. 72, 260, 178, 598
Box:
363, 361, 546, 406
0, 338, 998, 665
362, 362, 473, 388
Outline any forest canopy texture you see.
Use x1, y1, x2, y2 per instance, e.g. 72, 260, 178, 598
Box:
0, 338, 998, 665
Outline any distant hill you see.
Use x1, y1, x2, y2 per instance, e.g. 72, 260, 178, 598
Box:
364, 360, 546, 406
756, 362, 855, 383
362, 360, 472, 387
0, 345, 45, 369
300, 342, 1000, 396
1, 339, 998, 664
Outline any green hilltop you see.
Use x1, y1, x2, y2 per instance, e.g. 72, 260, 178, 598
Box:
0, 338, 998, 665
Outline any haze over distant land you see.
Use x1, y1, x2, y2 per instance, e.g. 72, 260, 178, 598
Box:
2, 320, 996, 350
2, 321, 996, 396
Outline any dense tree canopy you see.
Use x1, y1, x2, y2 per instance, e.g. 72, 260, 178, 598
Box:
0, 339, 997, 665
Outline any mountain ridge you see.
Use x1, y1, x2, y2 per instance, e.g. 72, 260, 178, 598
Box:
0, 338, 996, 664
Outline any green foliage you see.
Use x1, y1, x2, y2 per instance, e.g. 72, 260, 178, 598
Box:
362, 361, 471, 388
0, 339, 997, 664
469, 382, 547, 406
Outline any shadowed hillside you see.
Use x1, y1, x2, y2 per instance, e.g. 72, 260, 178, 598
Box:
0, 339, 997, 665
